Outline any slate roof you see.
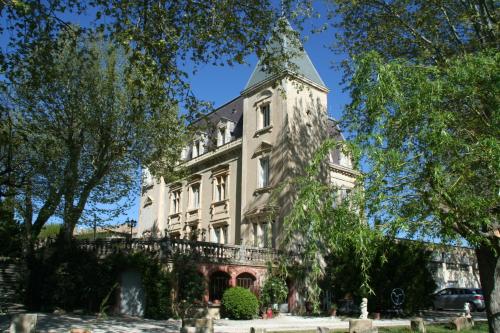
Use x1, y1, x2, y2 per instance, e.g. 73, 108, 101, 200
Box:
244, 20, 326, 91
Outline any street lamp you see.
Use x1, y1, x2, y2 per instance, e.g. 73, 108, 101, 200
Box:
126, 218, 137, 239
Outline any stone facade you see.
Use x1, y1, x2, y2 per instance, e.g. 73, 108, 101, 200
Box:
428, 246, 481, 290
137, 31, 357, 250
136, 24, 358, 308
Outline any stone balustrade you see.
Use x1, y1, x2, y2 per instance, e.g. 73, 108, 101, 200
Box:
35, 237, 279, 266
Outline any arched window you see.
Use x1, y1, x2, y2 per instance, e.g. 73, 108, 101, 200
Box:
209, 271, 230, 301
236, 273, 256, 291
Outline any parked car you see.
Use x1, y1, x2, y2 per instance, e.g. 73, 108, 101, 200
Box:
433, 288, 485, 312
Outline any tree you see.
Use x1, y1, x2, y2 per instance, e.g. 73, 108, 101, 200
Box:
0, 1, 310, 246
171, 254, 205, 327
276, 140, 378, 314
8, 31, 185, 248
327, 2, 498, 331
344, 49, 498, 332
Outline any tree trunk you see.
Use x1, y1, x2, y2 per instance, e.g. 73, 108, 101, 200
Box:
476, 241, 500, 333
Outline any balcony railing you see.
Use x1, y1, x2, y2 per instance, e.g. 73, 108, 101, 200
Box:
36, 237, 279, 266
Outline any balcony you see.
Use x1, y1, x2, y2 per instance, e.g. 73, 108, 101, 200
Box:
37, 238, 280, 267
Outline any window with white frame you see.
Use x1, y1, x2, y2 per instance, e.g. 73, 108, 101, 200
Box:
213, 225, 228, 244
190, 183, 200, 209
252, 222, 272, 248
217, 127, 226, 146
192, 140, 199, 158
260, 104, 270, 129
259, 156, 270, 188
214, 174, 227, 202
171, 189, 181, 214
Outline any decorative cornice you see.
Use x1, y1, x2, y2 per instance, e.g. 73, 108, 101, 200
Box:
328, 163, 361, 178
182, 138, 242, 168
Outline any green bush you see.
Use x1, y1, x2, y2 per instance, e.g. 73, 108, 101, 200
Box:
260, 276, 288, 308
221, 287, 259, 320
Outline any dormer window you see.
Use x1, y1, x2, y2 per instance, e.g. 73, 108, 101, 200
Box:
260, 104, 270, 129
218, 127, 227, 146
192, 140, 199, 158
216, 120, 234, 147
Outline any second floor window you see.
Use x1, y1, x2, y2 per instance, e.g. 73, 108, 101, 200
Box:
214, 174, 227, 202
171, 190, 181, 214
260, 104, 270, 128
259, 157, 270, 188
190, 184, 200, 209
213, 225, 228, 244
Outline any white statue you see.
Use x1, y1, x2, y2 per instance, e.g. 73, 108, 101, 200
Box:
464, 303, 472, 318
360, 298, 369, 319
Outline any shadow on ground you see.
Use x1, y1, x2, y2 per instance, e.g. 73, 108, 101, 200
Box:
0, 313, 181, 333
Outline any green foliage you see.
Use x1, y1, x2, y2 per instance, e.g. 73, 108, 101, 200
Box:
105, 252, 173, 319
38, 224, 62, 239
99, 282, 119, 319
30, 248, 172, 319
221, 287, 259, 320
171, 254, 205, 321
260, 276, 288, 308
332, 2, 498, 330
345, 50, 499, 247
0, 218, 22, 256
379, 322, 489, 333
33, 244, 113, 312
324, 240, 436, 314
277, 139, 380, 313
331, 1, 498, 70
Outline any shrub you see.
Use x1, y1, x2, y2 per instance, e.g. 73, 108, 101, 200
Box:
221, 287, 259, 320
260, 276, 288, 308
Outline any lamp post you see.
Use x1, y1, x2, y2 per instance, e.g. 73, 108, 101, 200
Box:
126, 218, 137, 239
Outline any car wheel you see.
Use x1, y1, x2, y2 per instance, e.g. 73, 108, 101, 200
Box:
467, 302, 476, 312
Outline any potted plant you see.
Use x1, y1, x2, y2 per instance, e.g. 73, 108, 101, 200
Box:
330, 303, 338, 317
260, 276, 288, 316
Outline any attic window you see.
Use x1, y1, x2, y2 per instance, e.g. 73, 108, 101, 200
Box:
143, 196, 153, 207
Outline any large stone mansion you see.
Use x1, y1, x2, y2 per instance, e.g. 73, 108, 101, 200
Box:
135, 25, 480, 310
136, 26, 358, 307
137, 33, 357, 247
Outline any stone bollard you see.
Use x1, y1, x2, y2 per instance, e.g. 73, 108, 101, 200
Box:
349, 319, 376, 333
182, 318, 214, 333
9, 314, 37, 333
250, 328, 266, 333
410, 318, 426, 333
450, 317, 474, 331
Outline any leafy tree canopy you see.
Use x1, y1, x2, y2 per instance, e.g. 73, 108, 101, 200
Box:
325, 1, 498, 330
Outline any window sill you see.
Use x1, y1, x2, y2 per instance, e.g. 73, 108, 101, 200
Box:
187, 208, 200, 214
169, 212, 182, 219
211, 199, 229, 206
254, 125, 273, 137
254, 186, 273, 195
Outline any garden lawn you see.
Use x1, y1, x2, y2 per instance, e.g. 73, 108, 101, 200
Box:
379, 322, 488, 333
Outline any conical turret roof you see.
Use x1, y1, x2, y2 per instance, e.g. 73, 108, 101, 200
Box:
244, 19, 326, 91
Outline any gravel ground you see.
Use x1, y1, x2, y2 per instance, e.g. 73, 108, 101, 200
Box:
1, 311, 487, 333
1, 313, 410, 333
